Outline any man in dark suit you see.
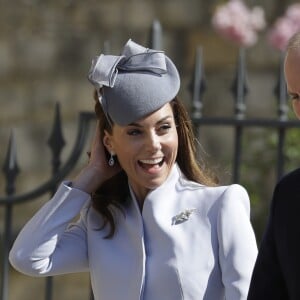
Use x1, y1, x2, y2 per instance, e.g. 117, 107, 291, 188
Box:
247, 32, 300, 300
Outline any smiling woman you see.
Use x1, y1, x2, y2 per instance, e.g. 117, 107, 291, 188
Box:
9, 39, 258, 300
103, 102, 178, 203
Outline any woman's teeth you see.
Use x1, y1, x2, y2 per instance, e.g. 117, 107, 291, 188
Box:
139, 158, 163, 165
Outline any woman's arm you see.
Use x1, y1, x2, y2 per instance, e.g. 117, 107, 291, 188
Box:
217, 184, 258, 300
9, 122, 120, 276
9, 183, 90, 276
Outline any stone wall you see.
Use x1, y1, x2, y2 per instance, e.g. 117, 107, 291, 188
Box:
0, 0, 292, 192
1, 0, 298, 233
1, 0, 298, 227
0, 0, 294, 182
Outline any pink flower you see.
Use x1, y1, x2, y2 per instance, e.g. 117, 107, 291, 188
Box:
250, 7, 266, 31
212, 0, 266, 47
268, 4, 300, 51
286, 4, 300, 23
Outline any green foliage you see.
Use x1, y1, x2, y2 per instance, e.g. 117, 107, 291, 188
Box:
238, 115, 300, 242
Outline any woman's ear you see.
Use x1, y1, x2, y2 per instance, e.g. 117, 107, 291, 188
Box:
103, 130, 114, 153
292, 99, 300, 119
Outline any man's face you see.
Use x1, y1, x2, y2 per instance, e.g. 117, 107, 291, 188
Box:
284, 49, 300, 119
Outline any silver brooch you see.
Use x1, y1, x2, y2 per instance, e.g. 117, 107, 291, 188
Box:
172, 208, 197, 225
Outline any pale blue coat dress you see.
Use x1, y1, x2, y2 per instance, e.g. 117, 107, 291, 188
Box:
9, 164, 257, 300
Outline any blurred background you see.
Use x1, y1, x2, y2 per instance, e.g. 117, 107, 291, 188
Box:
1, 0, 300, 299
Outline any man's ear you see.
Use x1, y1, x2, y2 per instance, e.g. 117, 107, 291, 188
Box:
103, 130, 114, 153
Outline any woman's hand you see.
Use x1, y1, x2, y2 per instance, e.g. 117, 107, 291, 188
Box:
72, 122, 121, 193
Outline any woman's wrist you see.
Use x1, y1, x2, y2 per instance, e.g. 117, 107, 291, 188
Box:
72, 165, 104, 194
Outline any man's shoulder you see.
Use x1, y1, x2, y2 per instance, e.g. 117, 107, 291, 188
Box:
275, 167, 300, 197
279, 168, 300, 186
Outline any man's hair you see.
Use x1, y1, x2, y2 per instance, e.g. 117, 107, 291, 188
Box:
287, 32, 300, 52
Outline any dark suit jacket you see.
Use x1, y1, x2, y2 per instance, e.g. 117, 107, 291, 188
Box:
247, 168, 300, 300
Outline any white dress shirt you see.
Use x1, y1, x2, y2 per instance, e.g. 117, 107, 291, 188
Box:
9, 164, 257, 300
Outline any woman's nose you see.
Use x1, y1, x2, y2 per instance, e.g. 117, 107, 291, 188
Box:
145, 133, 161, 152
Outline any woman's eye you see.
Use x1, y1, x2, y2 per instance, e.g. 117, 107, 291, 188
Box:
158, 124, 172, 132
127, 129, 141, 136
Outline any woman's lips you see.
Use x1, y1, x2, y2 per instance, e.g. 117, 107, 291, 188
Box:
138, 157, 165, 172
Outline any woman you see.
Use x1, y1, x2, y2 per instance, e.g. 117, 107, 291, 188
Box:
9, 39, 257, 300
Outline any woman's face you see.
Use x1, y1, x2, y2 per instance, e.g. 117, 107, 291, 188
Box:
285, 49, 300, 119
103, 103, 178, 201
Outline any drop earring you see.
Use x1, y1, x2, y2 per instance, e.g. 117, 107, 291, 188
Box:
108, 152, 115, 167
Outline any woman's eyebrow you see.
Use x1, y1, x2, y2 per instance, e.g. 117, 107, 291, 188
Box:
127, 122, 142, 127
128, 116, 173, 127
156, 116, 173, 124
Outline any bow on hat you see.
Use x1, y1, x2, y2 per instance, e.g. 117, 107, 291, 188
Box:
88, 39, 167, 88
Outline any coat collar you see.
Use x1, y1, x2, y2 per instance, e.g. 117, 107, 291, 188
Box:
128, 163, 183, 215
128, 163, 180, 200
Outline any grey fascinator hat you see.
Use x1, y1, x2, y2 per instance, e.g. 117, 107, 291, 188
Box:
88, 39, 180, 125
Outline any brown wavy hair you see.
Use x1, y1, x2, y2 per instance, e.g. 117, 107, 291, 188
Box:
91, 91, 218, 238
